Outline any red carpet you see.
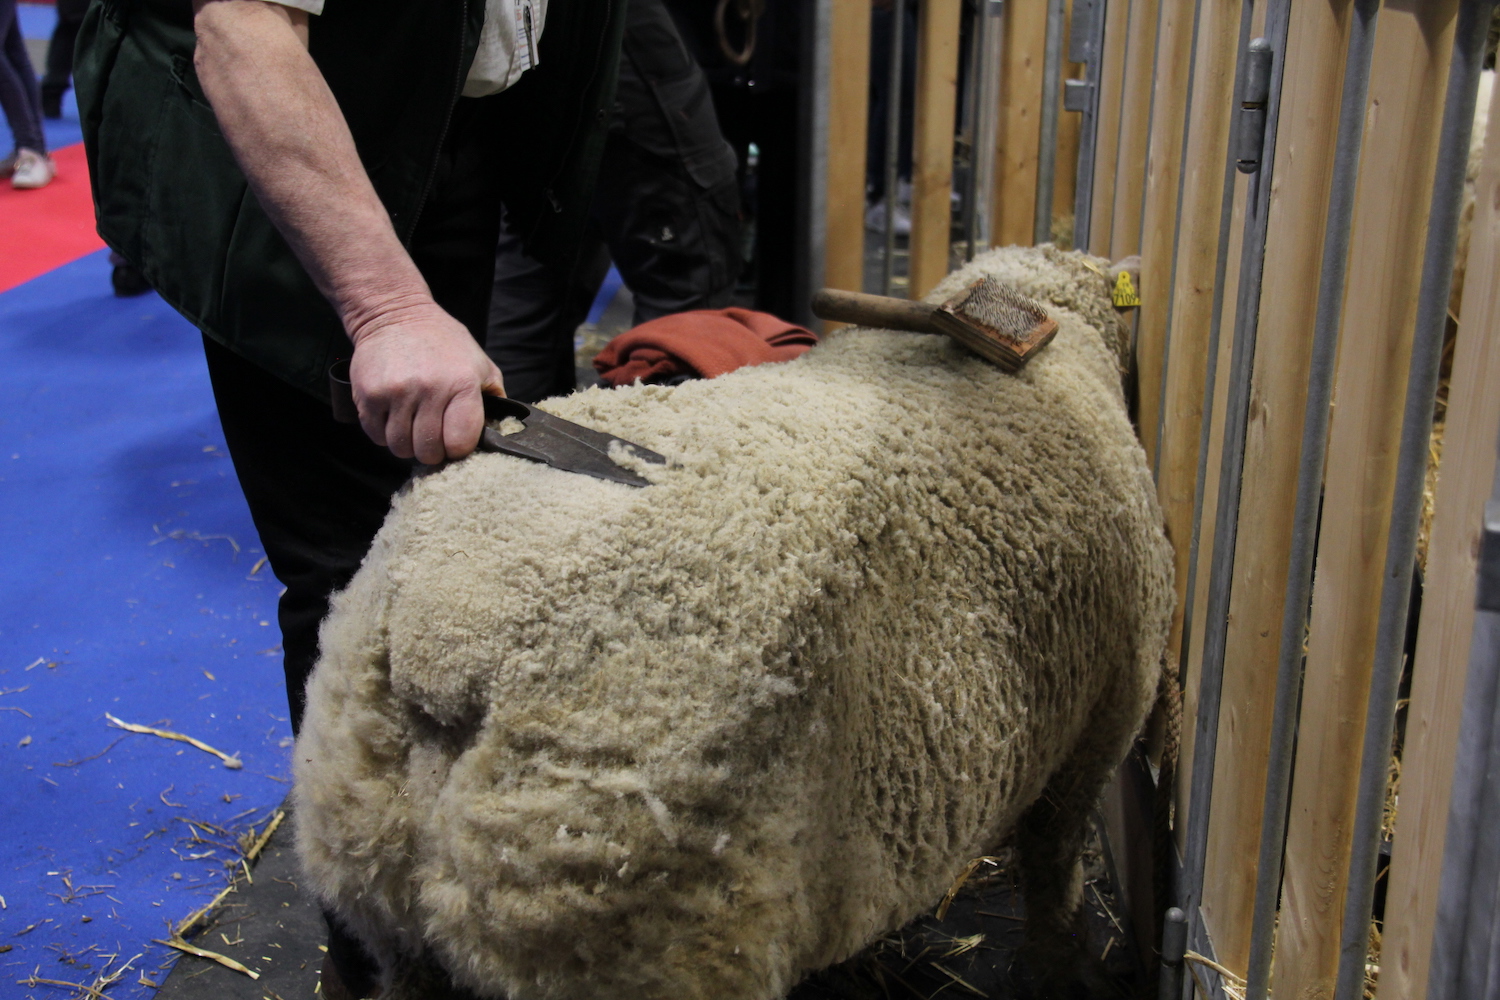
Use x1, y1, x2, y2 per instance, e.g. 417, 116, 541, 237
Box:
0, 143, 105, 293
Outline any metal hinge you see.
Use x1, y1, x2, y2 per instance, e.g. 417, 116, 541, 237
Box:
1064, 78, 1091, 113
1236, 38, 1274, 173
1478, 499, 1500, 613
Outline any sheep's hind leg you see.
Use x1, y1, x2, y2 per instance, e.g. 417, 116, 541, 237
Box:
1015, 732, 1133, 996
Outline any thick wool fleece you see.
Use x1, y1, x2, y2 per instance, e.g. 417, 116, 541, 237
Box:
293, 245, 1175, 1000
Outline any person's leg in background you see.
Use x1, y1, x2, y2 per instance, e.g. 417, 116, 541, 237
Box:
41, 0, 88, 118
205, 94, 508, 1000
0, 0, 51, 187
596, 0, 741, 324
486, 0, 740, 402
487, 221, 611, 403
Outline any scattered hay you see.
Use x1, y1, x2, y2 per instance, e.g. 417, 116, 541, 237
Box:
52, 737, 126, 768
16, 949, 141, 1000
104, 713, 242, 769
152, 809, 287, 983
1185, 950, 1246, 999
935, 857, 1006, 921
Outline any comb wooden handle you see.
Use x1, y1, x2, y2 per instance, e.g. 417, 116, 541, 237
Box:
810, 289, 941, 333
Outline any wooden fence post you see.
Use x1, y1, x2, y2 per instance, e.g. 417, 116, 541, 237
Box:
1134, 0, 1197, 473
909, 0, 962, 299
1272, 4, 1458, 996
993, 0, 1049, 248
1106, 0, 1160, 260
824, 0, 872, 299
1086, 0, 1132, 256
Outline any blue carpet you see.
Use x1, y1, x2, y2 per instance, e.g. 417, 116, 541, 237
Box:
0, 251, 292, 998
586, 266, 624, 326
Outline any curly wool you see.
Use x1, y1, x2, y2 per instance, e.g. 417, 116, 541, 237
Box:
292, 245, 1174, 1000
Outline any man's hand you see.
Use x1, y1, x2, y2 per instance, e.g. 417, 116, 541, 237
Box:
193, 0, 498, 461
348, 297, 506, 466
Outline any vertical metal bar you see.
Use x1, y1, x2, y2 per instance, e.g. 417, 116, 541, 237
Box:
800, 0, 830, 325
1177, 0, 1255, 883
964, 0, 985, 260
1332, 4, 1495, 998
971, 0, 1005, 253
1073, 0, 1107, 250
1180, 0, 1292, 979
1035, 0, 1067, 243
1430, 483, 1500, 999
1159, 907, 1189, 1000
1173, 0, 1251, 690
1240, 4, 1381, 998
882, 0, 908, 297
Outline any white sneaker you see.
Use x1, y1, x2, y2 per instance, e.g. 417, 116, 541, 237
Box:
865, 196, 912, 236
11, 149, 56, 190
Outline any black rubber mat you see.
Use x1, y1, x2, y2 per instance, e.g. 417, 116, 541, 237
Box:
157, 813, 1141, 1000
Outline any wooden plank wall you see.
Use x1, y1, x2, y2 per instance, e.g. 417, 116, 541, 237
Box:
909, 0, 963, 299
1272, 5, 1458, 996
824, 2, 872, 298
1133, 0, 1196, 472
1379, 76, 1500, 1000
1196, 0, 1354, 974
1106, 0, 1160, 260
1087, 0, 1133, 256
1153, 0, 1248, 853
993, 1, 1049, 247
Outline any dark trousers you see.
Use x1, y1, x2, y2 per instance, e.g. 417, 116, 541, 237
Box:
42, 0, 87, 100
206, 95, 505, 996
487, 0, 740, 403
0, 0, 44, 153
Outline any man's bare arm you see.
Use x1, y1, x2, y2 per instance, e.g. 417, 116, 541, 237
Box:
191, 0, 504, 464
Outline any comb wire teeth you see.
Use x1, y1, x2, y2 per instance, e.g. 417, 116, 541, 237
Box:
960, 278, 1052, 342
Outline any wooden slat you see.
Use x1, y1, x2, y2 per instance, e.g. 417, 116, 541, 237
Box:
1379, 73, 1500, 1000
1196, 0, 1355, 975
1086, 0, 1132, 256
992, 0, 1048, 247
823, 0, 872, 297
1106, 0, 1160, 260
909, 0, 962, 299
1157, 0, 1249, 855
1134, 0, 1197, 471
1273, 5, 1458, 997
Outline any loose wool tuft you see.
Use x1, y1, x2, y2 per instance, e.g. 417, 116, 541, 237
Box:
293, 245, 1175, 1000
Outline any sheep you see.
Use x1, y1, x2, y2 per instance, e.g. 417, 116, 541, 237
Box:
292, 243, 1176, 1000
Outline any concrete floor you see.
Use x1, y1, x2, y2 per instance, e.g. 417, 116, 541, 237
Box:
155, 805, 1142, 1000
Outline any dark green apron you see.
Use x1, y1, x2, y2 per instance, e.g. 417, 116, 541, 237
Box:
74, 0, 625, 401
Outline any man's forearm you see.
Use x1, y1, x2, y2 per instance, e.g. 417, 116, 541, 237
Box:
191, 0, 430, 343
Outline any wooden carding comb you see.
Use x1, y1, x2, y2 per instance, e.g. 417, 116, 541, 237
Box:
811, 277, 1059, 372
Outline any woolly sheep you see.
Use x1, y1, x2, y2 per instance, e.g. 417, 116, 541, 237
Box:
292, 244, 1175, 1000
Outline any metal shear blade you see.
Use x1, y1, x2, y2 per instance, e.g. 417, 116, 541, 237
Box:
480, 395, 666, 488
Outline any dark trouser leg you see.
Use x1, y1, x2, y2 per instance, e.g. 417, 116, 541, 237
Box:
41, 0, 86, 111
486, 0, 741, 399
486, 223, 610, 404
603, 0, 741, 324
204, 335, 413, 734
205, 94, 506, 996
0, 0, 44, 153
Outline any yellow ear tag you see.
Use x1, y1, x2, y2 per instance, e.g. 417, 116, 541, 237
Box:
1112, 270, 1141, 308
